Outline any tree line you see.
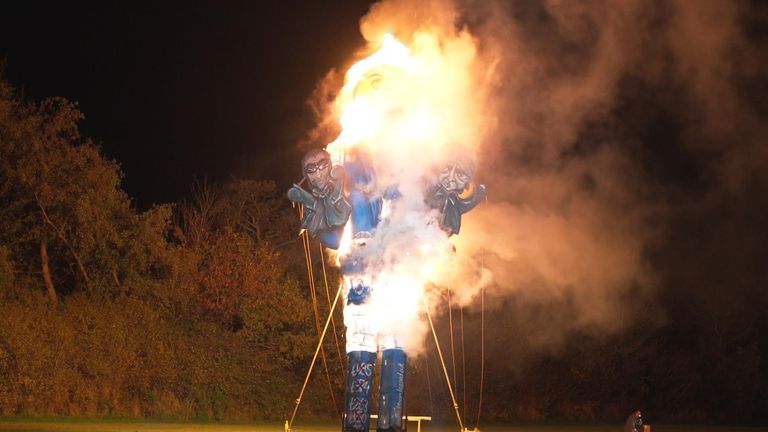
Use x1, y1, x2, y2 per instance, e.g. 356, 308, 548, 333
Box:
0, 76, 338, 419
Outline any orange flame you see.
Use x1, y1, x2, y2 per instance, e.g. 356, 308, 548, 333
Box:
322, 30, 484, 353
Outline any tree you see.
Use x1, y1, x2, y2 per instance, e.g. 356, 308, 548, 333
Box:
0, 77, 178, 301
221, 179, 296, 246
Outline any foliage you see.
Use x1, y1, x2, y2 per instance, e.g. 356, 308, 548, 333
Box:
0, 246, 13, 295
0, 291, 310, 419
1, 78, 137, 298
0, 76, 320, 420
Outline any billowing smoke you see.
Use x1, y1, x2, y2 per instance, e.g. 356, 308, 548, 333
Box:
307, 0, 768, 354
455, 0, 767, 349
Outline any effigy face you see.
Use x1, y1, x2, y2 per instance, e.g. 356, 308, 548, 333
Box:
425, 156, 486, 236
438, 163, 472, 194
302, 150, 332, 193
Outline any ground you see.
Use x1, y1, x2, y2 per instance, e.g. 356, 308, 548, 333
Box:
1, 419, 768, 432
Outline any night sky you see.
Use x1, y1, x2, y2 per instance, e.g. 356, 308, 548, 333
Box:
1, 1, 375, 209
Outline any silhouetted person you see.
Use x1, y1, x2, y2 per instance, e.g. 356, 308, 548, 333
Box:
624, 410, 643, 432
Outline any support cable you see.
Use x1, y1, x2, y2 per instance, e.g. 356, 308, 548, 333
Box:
424, 340, 434, 415
287, 282, 345, 430
319, 243, 345, 374
447, 291, 459, 406
460, 306, 467, 423
423, 296, 464, 432
474, 254, 486, 430
298, 206, 338, 416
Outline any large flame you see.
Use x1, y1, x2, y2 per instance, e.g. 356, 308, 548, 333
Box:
324, 29, 486, 354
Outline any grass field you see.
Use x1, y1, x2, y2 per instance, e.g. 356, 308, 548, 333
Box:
1, 419, 767, 432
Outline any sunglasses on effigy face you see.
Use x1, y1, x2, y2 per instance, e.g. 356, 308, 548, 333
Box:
304, 160, 330, 174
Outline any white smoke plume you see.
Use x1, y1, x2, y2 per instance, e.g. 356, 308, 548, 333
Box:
307, 0, 768, 354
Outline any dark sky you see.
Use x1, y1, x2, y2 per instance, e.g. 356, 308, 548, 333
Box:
1, 1, 375, 209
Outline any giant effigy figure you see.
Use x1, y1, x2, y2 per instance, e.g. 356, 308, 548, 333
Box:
289, 145, 485, 432
288, 146, 404, 432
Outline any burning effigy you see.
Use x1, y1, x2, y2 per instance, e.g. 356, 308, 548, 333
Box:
288, 30, 487, 432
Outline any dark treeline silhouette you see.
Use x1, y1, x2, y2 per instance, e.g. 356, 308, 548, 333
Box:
1, 76, 767, 424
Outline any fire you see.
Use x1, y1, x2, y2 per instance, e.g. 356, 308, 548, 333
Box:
327, 33, 420, 260
327, 33, 413, 164
323, 29, 484, 353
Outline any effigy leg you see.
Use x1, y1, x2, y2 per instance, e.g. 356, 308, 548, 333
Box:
344, 350, 377, 432
377, 348, 407, 432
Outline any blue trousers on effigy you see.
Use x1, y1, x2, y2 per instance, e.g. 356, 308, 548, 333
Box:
344, 351, 377, 432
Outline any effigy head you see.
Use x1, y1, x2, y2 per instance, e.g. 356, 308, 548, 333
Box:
438, 155, 475, 194
302, 149, 332, 192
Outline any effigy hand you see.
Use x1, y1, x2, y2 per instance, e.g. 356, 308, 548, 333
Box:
287, 185, 317, 211
456, 183, 486, 214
